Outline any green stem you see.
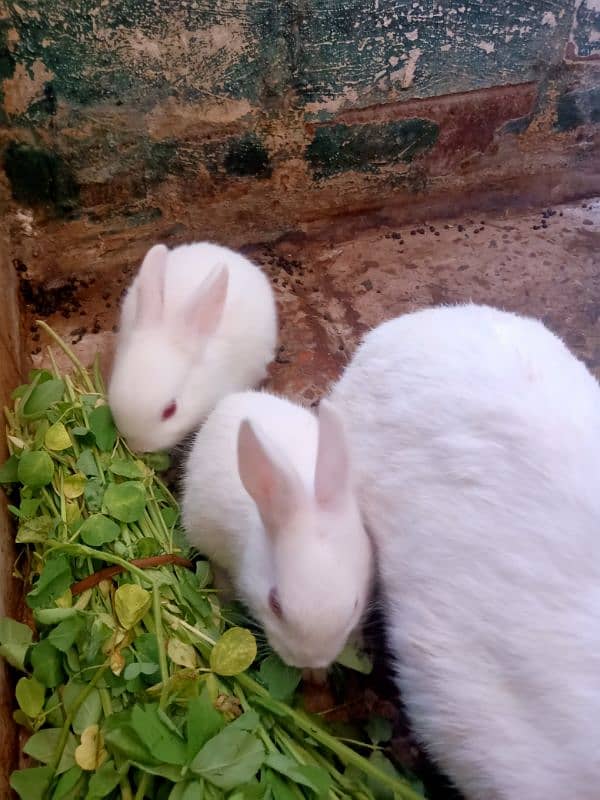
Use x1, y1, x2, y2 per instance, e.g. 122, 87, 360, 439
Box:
36, 320, 95, 392
165, 615, 216, 647
48, 662, 109, 779
153, 474, 179, 508
58, 470, 67, 524
133, 772, 150, 800
237, 673, 423, 800
93, 355, 106, 394
120, 780, 134, 800
47, 542, 153, 584
17, 372, 42, 419
41, 487, 62, 520
145, 504, 170, 549
276, 725, 352, 789
332, 736, 381, 751
99, 687, 112, 717
153, 585, 169, 709
234, 683, 278, 754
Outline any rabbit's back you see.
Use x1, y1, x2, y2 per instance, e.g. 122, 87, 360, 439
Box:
333, 304, 600, 525
330, 303, 600, 799
120, 243, 273, 334
181, 391, 318, 575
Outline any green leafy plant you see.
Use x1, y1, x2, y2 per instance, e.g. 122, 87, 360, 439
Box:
0, 321, 425, 800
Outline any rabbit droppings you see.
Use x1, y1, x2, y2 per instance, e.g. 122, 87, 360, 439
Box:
181, 390, 374, 670
108, 242, 277, 453
329, 303, 600, 800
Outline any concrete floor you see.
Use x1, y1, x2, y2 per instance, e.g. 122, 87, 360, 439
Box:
29, 196, 600, 397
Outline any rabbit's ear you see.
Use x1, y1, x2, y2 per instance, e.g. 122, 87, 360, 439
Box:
183, 264, 229, 338
237, 418, 305, 535
314, 400, 350, 509
136, 244, 168, 326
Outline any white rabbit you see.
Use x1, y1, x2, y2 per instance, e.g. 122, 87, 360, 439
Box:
329, 303, 600, 800
108, 242, 277, 452
181, 390, 373, 669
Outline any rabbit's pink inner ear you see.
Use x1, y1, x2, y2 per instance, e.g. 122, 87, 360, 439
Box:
314, 400, 349, 508
185, 264, 229, 338
136, 244, 168, 326
237, 418, 300, 535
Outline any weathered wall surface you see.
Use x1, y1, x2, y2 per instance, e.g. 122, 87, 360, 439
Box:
0, 1, 599, 292
0, 219, 24, 799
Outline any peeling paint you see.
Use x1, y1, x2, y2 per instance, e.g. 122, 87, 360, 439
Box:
393, 47, 422, 90
477, 41, 495, 54
294, 1, 572, 107
6, 27, 19, 48
2, 59, 53, 116
304, 86, 359, 117
96, 20, 247, 96
146, 96, 253, 140
568, 0, 600, 59
2, 0, 287, 107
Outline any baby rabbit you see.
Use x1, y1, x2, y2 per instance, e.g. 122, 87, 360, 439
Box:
329, 303, 600, 800
181, 390, 373, 669
108, 242, 277, 453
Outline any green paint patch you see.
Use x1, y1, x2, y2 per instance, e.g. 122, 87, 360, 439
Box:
306, 119, 439, 179
145, 140, 178, 183
224, 133, 272, 179
4, 142, 79, 216
26, 84, 57, 120
556, 86, 600, 131
0, 49, 15, 81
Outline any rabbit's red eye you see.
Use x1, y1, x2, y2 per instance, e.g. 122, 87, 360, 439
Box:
268, 588, 283, 619
161, 401, 177, 420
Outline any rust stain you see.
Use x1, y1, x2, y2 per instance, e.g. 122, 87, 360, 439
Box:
334, 83, 538, 167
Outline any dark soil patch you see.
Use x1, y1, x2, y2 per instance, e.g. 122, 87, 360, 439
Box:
18, 269, 82, 319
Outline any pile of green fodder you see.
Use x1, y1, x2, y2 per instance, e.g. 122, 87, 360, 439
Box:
0, 322, 425, 800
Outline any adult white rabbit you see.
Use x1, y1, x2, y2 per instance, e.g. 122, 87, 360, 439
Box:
108, 242, 277, 452
181, 390, 373, 669
329, 303, 600, 800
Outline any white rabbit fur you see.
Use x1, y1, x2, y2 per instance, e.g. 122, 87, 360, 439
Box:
181, 390, 373, 669
329, 303, 600, 800
108, 242, 277, 452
